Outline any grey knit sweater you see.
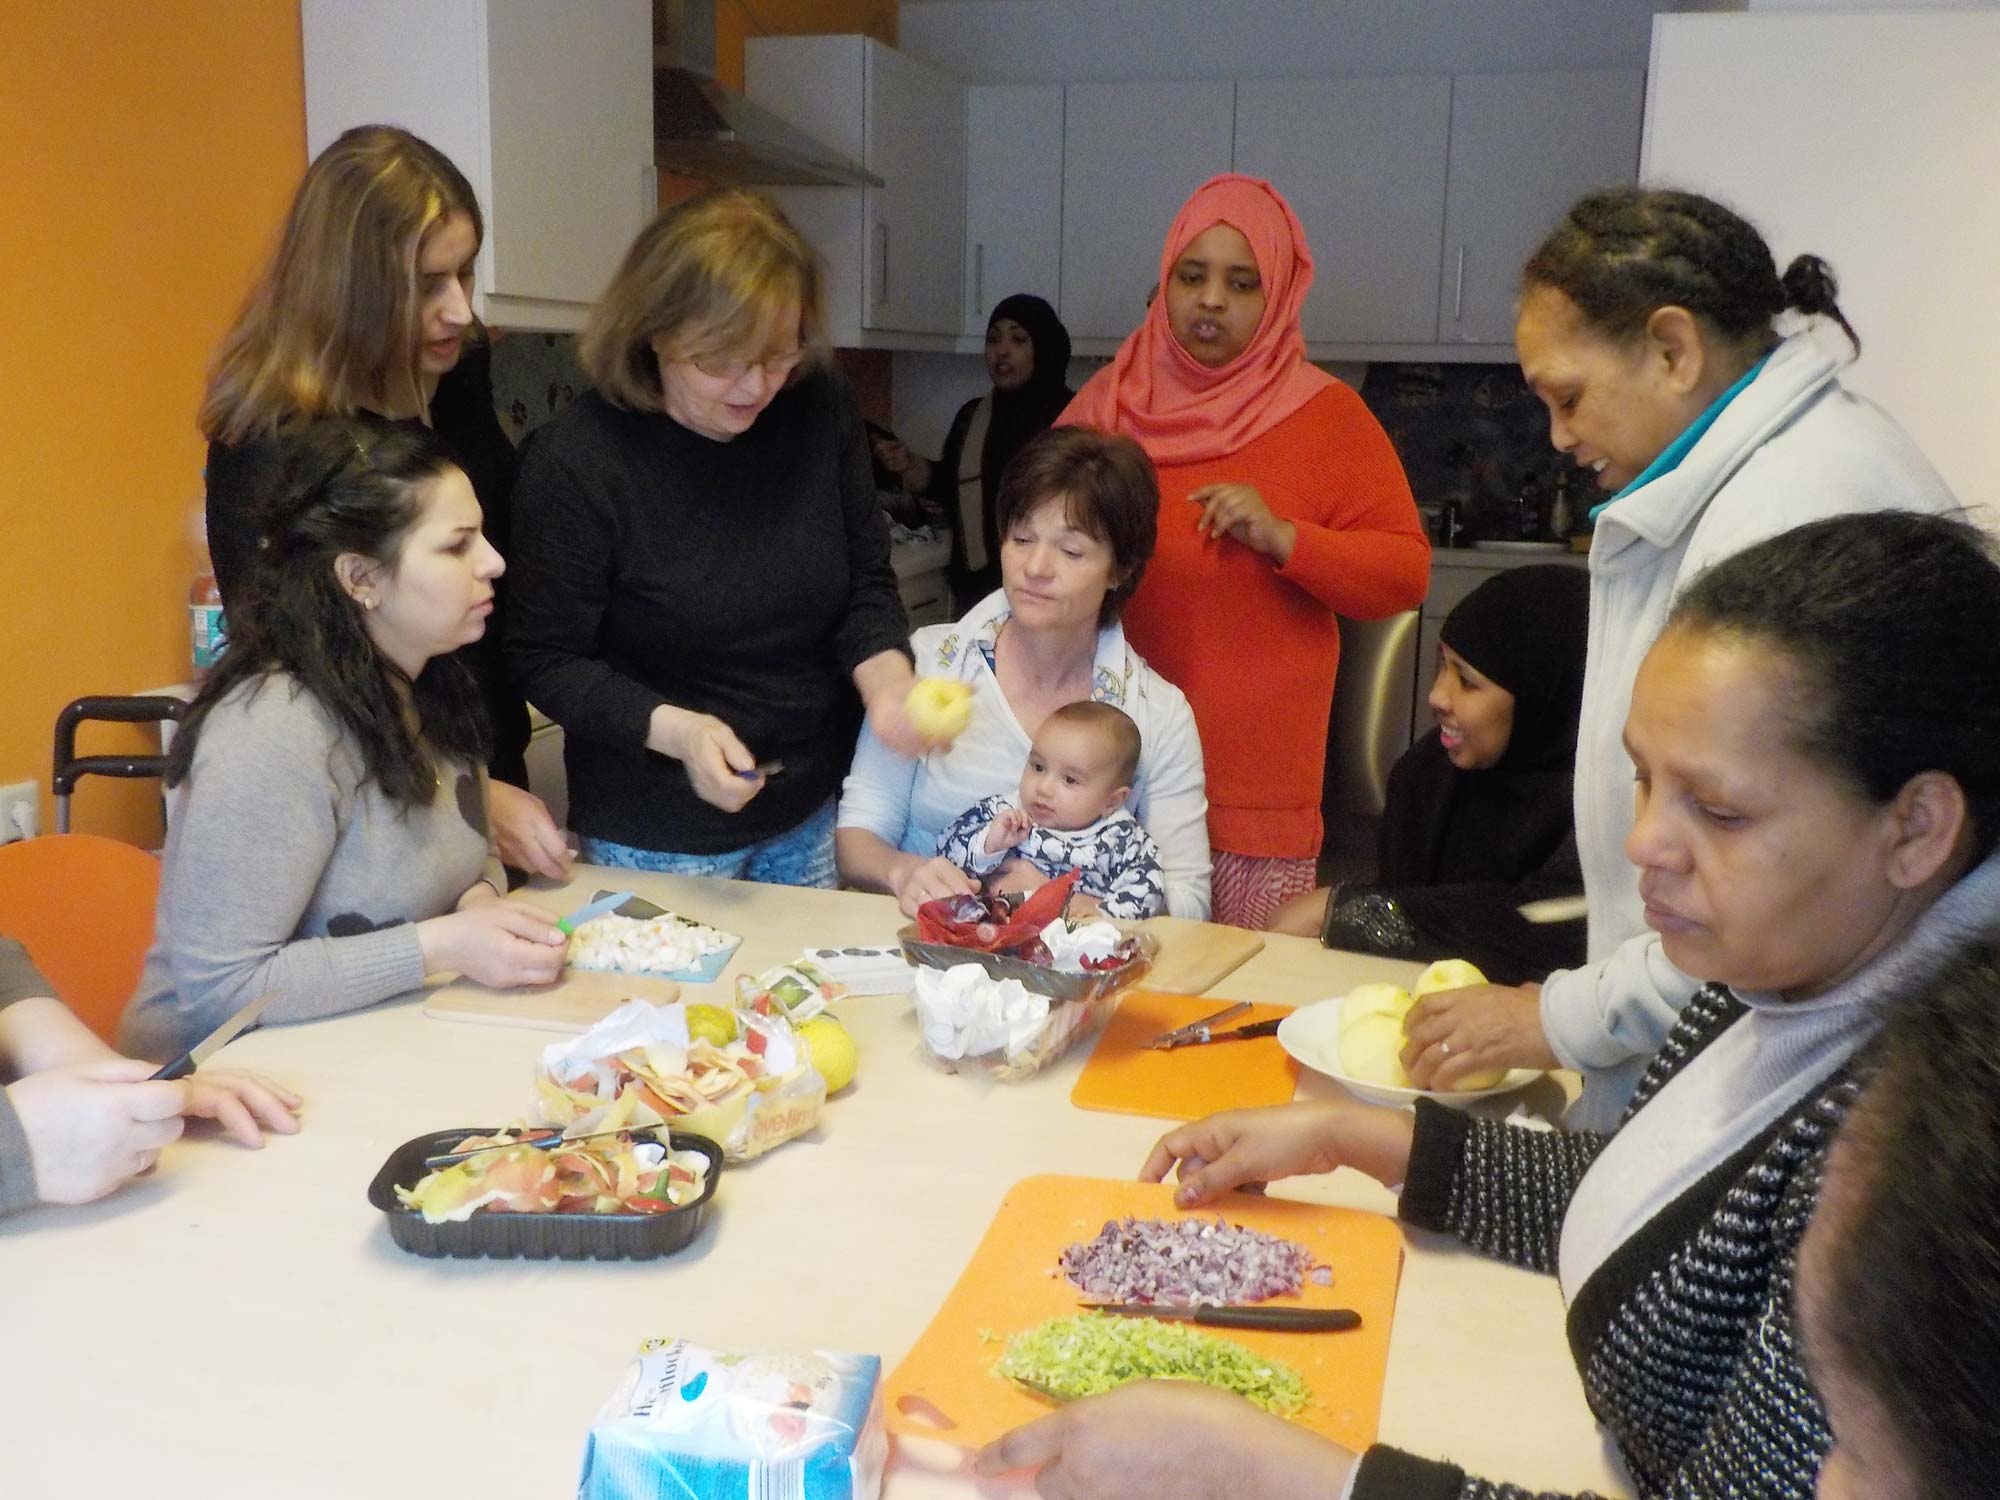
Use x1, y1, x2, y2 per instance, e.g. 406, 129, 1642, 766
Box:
120, 673, 503, 1061
0, 936, 54, 1214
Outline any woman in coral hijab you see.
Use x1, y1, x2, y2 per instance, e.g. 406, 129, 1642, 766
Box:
1061, 175, 1429, 928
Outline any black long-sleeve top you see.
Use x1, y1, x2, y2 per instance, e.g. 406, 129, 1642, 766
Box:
202, 346, 530, 784
504, 364, 911, 854
1353, 987, 1848, 1500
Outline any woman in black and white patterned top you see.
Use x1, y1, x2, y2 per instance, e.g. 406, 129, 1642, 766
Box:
974, 511, 2000, 1500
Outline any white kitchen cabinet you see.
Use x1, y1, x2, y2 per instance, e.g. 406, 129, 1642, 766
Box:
746, 36, 965, 341
1059, 80, 1236, 342
1233, 76, 1452, 346
302, 0, 652, 332
962, 85, 1066, 337
1437, 70, 1645, 346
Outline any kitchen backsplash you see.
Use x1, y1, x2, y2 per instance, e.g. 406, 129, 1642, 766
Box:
493, 333, 1576, 543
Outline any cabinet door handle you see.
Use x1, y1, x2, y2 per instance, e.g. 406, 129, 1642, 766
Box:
973, 241, 985, 315
1453, 245, 1466, 322
876, 222, 890, 305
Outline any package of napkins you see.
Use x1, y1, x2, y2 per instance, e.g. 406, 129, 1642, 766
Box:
577, 1338, 884, 1500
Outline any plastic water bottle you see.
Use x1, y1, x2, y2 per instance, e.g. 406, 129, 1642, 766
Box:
191, 495, 227, 675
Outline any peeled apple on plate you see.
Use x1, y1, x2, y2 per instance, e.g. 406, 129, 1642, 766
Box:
906, 677, 973, 741
1337, 983, 1416, 1089
1406, 959, 1507, 1090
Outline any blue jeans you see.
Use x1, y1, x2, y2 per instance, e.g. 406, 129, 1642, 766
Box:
579, 799, 838, 889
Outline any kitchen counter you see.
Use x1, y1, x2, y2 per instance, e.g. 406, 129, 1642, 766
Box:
0, 869, 1624, 1499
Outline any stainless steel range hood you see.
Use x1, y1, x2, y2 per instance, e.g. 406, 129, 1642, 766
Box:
654, 66, 883, 188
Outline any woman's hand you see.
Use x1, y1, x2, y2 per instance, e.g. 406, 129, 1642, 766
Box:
647, 705, 763, 813
178, 1068, 304, 1147
974, 1381, 1351, 1500
855, 651, 943, 759
872, 435, 933, 494
1189, 482, 1296, 565
1400, 982, 1559, 1090
418, 900, 567, 988
8, 1059, 190, 1204
888, 853, 978, 917
1140, 1099, 1415, 1206
487, 779, 571, 881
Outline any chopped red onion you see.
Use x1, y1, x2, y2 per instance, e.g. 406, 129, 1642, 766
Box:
1056, 1216, 1327, 1306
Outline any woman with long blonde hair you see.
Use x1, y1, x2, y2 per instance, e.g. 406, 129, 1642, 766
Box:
200, 124, 566, 880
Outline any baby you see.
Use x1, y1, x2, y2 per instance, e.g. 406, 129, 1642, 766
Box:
936, 701, 1167, 920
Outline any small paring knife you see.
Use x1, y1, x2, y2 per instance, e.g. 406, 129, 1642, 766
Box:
1085, 1303, 1361, 1333
555, 890, 637, 936
149, 991, 276, 1082
1145, 1002, 1251, 1050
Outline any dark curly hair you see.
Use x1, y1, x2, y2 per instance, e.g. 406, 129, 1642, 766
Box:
169, 420, 490, 806
1817, 942, 2000, 1500
1667, 509, 2000, 861
1523, 186, 1860, 356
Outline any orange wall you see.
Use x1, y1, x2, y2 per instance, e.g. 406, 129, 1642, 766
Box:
712, 0, 897, 90
0, 2, 306, 842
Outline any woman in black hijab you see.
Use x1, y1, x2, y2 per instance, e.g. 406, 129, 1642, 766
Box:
1272, 564, 1590, 982
876, 294, 1075, 610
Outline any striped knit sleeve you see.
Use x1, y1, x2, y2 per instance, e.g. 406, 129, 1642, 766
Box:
1398, 1101, 1608, 1273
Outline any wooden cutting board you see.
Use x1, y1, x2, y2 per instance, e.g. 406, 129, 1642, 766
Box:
1134, 916, 1263, 995
1070, 991, 1299, 1120
422, 971, 681, 1033
884, 1174, 1403, 1453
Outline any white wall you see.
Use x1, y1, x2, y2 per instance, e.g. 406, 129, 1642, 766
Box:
899, 0, 1712, 84
1644, 10, 2000, 515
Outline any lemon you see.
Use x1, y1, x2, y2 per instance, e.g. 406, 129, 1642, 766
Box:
796, 1015, 859, 1094
685, 1003, 738, 1047
906, 677, 973, 740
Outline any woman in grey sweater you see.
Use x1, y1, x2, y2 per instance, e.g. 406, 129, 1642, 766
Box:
121, 424, 567, 1061
975, 511, 2000, 1500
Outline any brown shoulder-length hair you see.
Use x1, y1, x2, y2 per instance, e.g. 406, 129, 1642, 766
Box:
994, 428, 1159, 625
579, 186, 824, 410
200, 125, 484, 445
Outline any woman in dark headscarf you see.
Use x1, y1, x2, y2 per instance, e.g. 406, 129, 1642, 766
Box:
1271, 563, 1590, 983
876, 294, 1074, 610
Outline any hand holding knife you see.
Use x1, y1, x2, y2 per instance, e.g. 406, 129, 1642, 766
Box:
148, 991, 277, 1081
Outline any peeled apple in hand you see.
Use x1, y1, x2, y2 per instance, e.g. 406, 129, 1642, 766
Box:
906, 677, 973, 741
1412, 959, 1487, 997
1337, 983, 1415, 1089
1406, 958, 1506, 1090
796, 1015, 859, 1094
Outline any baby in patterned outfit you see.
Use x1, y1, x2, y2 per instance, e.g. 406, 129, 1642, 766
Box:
936, 702, 1167, 920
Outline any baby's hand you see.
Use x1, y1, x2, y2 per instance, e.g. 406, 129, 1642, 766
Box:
982, 808, 1033, 854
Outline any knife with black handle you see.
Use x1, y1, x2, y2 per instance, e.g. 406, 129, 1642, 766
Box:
1087, 1303, 1361, 1332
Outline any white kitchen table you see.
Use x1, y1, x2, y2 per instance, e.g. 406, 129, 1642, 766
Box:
0, 870, 1627, 1498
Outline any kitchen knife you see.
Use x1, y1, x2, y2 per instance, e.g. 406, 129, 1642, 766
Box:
556, 890, 637, 935
1171, 1017, 1284, 1048
148, 991, 277, 1082
1144, 1002, 1252, 1050
1086, 1303, 1360, 1333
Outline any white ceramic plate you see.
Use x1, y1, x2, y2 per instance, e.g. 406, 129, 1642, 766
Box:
1276, 997, 1541, 1109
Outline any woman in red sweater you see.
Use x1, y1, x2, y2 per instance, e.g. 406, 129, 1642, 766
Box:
1060, 175, 1429, 927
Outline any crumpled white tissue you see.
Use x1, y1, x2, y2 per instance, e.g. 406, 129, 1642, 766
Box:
911, 963, 1050, 1061
1036, 918, 1124, 973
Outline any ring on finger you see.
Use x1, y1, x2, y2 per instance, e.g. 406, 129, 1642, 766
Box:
1439, 1041, 1452, 1057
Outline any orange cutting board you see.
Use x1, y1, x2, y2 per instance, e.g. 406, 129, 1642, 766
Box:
422, 972, 681, 1033
884, 1174, 1403, 1453
1070, 991, 1300, 1120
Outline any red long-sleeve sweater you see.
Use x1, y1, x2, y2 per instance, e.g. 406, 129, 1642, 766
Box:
1120, 383, 1429, 859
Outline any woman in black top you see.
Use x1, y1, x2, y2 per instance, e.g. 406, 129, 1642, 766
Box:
506, 188, 930, 885
198, 124, 565, 879
1272, 564, 1589, 983
875, 294, 1074, 611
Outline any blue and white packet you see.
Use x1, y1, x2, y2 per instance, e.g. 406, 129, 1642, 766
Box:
578, 1339, 885, 1500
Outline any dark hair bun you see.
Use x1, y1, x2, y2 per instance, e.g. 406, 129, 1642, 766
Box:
1780, 254, 1840, 316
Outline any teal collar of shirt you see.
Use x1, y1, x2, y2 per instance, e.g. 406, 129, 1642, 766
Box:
1589, 353, 1772, 521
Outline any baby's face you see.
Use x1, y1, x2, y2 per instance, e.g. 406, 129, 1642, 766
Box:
1019, 719, 1128, 832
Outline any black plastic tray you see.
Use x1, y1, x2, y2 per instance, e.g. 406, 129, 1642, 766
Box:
367, 1127, 722, 1261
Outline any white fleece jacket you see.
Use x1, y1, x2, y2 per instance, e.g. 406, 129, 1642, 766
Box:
1541, 328, 1958, 1125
